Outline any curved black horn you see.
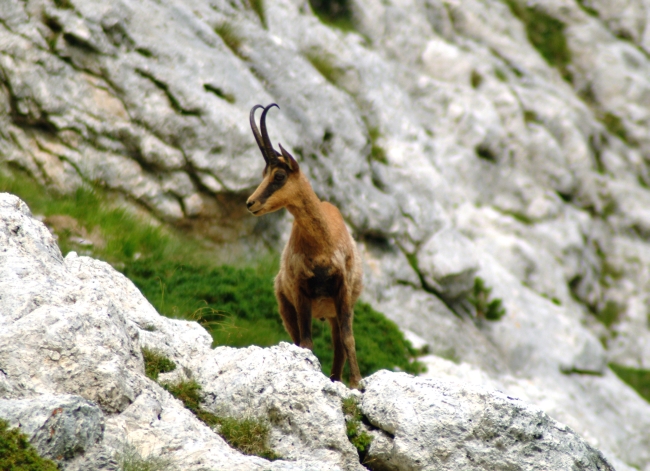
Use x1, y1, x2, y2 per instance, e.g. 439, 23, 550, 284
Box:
260, 103, 280, 163
249, 104, 267, 164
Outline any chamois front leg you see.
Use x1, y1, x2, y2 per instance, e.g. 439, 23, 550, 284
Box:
277, 291, 300, 345
328, 317, 346, 382
296, 291, 314, 350
335, 286, 361, 389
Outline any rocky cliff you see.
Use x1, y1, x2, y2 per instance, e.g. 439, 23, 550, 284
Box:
2, 0, 650, 469
0, 192, 618, 471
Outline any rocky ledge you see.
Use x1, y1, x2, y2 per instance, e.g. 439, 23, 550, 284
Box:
0, 194, 618, 470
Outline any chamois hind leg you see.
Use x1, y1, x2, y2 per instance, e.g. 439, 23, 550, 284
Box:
328, 317, 346, 383
335, 289, 361, 389
295, 293, 313, 350
277, 292, 300, 345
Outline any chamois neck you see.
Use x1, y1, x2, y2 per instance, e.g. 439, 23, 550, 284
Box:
286, 175, 333, 253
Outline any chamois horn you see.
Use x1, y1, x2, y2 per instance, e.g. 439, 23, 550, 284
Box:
249, 103, 280, 165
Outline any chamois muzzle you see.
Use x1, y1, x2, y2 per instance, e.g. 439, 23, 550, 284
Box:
250, 103, 280, 166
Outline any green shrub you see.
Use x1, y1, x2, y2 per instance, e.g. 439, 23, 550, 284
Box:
0, 419, 59, 471
162, 380, 278, 459
123, 260, 425, 380
341, 396, 372, 460
142, 347, 176, 381
610, 363, 650, 403
469, 277, 506, 321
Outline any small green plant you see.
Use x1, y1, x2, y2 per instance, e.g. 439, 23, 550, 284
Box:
214, 23, 244, 57
217, 417, 278, 460
309, 0, 355, 32
0, 419, 59, 471
601, 112, 631, 144
115, 442, 173, 471
342, 396, 373, 460
249, 0, 266, 27
306, 52, 341, 86
470, 70, 483, 89
576, 0, 599, 17
368, 126, 387, 164
505, 0, 572, 82
596, 300, 623, 329
610, 363, 650, 403
142, 347, 176, 381
163, 380, 278, 459
469, 277, 506, 321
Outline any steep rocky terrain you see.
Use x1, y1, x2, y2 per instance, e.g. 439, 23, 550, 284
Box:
0, 192, 618, 471
2, 0, 650, 469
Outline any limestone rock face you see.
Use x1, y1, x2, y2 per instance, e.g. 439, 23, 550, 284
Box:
0, 193, 624, 470
0, 394, 104, 462
3, 0, 650, 469
362, 370, 613, 471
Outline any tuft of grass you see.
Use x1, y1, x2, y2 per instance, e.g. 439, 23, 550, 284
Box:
601, 112, 632, 144
163, 380, 278, 459
249, 0, 266, 27
214, 23, 244, 57
142, 347, 177, 381
505, 0, 572, 82
342, 396, 373, 460
306, 53, 341, 86
610, 363, 650, 403
309, 0, 355, 32
576, 0, 599, 17
368, 126, 387, 165
469, 277, 506, 321
596, 300, 623, 329
115, 443, 173, 471
470, 70, 483, 89
0, 419, 59, 471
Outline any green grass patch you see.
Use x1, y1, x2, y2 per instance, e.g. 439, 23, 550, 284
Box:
610, 363, 650, 403
0, 419, 59, 471
0, 168, 202, 267
469, 277, 506, 321
504, 0, 572, 82
601, 112, 632, 144
595, 300, 623, 329
368, 126, 387, 165
306, 52, 341, 86
142, 347, 177, 381
342, 396, 372, 460
2, 167, 423, 383
115, 443, 173, 471
215, 23, 244, 57
123, 259, 425, 380
163, 380, 278, 460
309, 0, 355, 32
249, 0, 266, 28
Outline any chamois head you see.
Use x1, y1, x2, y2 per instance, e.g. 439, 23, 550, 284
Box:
246, 103, 300, 216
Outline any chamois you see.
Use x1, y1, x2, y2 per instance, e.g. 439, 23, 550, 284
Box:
246, 104, 363, 388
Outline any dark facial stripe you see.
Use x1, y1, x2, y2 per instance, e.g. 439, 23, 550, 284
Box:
259, 174, 287, 202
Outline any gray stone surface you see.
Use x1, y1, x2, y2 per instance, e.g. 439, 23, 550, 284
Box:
3, 0, 650, 469
0, 394, 104, 462
361, 370, 614, 471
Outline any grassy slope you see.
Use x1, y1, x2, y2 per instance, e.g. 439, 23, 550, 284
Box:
0, 168, 422, 379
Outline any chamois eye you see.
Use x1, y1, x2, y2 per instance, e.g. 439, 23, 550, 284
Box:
274, 172, 286, 182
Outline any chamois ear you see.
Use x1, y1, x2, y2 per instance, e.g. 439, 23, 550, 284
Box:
279, 143, 299, 172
